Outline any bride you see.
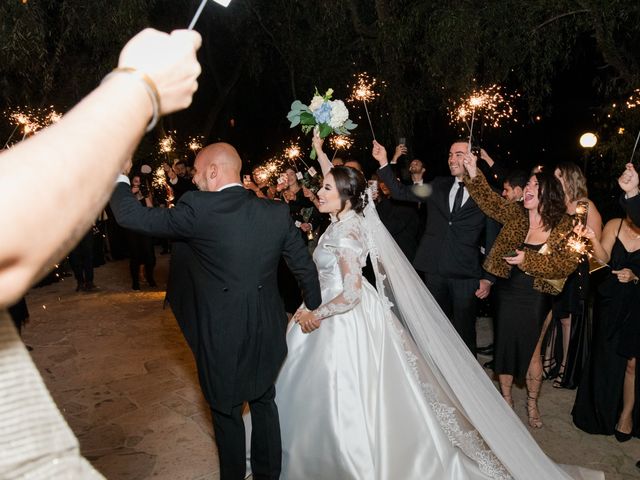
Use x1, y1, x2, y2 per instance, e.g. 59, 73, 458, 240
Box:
253, 135, 603, 479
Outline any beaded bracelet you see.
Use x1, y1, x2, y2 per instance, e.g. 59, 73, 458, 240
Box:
102, 67, 161, 132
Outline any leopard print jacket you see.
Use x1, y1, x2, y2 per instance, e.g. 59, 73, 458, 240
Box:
464, 170, 578, 295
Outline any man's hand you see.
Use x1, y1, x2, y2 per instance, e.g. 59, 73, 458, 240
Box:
475, 279, 492, 299
479, 148, 494, 167
391, 144, 407, 164
292, 308, 321, 333
618, 163, 640, 197
372, 140, 388, 167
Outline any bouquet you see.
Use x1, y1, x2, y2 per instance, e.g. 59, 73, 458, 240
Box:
287, 88, 357, 159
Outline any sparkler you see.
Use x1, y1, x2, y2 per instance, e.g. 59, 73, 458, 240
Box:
329, 135, 354, 162
284, 141, 311, 170
448, 84, 518, 147
566, 235, 611, 269
158, 132, 176, 155
349, 73, 380, 140
187, 135, 204, 153
4, 106, 62, 147
152, 166, 168, 189
188, 0, 232, 30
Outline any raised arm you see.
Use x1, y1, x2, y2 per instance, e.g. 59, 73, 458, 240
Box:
463, 153, 519, 225
0, 28, 202, 308
619, 163, 640, 226
373, 141, 424, 203
312, 130, 333, 177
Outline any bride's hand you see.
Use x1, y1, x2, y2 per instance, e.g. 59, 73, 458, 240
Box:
293, 309, 321, 333
312, 129, 324, 154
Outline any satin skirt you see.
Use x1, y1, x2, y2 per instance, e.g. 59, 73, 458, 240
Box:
275, 282, 495, 480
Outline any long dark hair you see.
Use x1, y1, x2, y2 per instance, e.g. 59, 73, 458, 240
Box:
330, 166, 368, 215
534, 172, 566, 230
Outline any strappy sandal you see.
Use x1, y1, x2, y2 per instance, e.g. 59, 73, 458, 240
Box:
552, 363, 566, 388
542, 358, 557, 380
526, 374, 543, 428
499, 380, 515, 409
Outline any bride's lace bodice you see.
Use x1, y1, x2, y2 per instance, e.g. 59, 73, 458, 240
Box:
312, 210, 368, 320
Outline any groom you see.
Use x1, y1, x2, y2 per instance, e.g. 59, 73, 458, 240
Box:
110, 143, 322, 480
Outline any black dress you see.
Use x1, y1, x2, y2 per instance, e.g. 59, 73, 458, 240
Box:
494, 243, 552, 382
572, 223, 640, 438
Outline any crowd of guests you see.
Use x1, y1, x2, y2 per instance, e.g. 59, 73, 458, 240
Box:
75, 131, 638, 450
222, 139, 637, 446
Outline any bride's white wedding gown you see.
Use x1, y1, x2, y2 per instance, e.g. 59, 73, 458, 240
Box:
248, 209, 603, 479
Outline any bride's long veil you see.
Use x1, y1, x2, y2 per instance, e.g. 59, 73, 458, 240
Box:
361, 194, 601, 480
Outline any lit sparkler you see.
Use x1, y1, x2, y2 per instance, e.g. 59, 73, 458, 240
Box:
448, 84, 518, 146
283, 141, 311, 169
187, 135, 204, 152
152, 166, 168, 190
4, 106, 62, 147
349, 73, 380, 139
566, 235, 611, 269
330, 135, 354, 151
158, 133, 176, 155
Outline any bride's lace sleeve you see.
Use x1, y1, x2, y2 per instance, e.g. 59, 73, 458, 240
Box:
313, 227, 365, 321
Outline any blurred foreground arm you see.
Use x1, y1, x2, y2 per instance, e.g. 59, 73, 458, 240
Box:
0, 29, 201, 307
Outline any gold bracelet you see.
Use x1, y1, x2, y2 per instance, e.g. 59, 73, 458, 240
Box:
102, 67, 161, 132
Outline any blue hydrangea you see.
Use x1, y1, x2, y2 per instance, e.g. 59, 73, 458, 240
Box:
312, 101, 332, 124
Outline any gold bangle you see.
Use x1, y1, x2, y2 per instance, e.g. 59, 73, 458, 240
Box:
102, 67, 161, 132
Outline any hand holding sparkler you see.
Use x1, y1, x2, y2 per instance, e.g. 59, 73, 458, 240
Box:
371, 140, 388, 167
115, 29, 202, 115
462, 152, 478, 178
618, 163, 639, 197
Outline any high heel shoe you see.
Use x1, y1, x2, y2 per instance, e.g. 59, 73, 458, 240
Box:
527, 396, 543, 428
614, 425, 632, 443
542, 358, 557, 380
552, 363, 566, 388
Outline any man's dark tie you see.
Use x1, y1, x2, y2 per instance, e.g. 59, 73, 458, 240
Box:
452, 181, 465, 215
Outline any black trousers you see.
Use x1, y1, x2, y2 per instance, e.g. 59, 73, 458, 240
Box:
211, 384, 281, 480
69, 231, 94, 284
423, 272, 480, 355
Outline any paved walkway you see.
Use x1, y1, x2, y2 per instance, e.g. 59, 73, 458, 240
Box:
21, 253, 639, 479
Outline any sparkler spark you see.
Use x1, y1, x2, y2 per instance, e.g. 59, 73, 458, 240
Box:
187, 136, 204, 152
349, 73, 380, 103
152, 166, 168, 189
4, 106, 62, 147
285, 143, 301, 160
330, 135, 354, 151
348, 73, 383, 139
448, 84, 518, 130
158, 133, 176, 154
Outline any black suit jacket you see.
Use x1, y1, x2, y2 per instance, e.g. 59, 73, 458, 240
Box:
378, 166, 491, 280
110, 183, 321, 413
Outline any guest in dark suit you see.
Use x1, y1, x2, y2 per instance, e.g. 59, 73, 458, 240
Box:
373, 140, 494, 354
374, 178, 419, 261
110, 143, 322, 480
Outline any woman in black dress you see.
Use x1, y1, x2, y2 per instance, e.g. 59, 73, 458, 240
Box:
464, 155, 579, 429
572, 216, 640, 441
543, 162, 602, 388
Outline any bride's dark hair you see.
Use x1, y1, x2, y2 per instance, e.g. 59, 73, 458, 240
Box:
330, 166, 368, 215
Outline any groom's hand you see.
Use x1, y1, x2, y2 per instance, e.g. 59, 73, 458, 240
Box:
293, 308, 321, 333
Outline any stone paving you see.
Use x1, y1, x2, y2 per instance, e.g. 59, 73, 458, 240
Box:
21, 252, 640, 479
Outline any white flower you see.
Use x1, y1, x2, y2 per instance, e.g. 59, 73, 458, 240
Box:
309, 95, 325, 112
328, 100, 349, 128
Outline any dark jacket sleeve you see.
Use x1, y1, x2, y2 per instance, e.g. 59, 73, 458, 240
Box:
109, 182, 196, 238
280, 211, 322, 310
377, 164, 425, 203
622, 193, 640, 227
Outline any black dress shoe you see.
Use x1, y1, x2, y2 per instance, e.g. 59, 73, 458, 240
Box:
483, 359, 494, 369
614, 427, 632, 443
635, 460, 639, 470
477, 344, 494, 355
